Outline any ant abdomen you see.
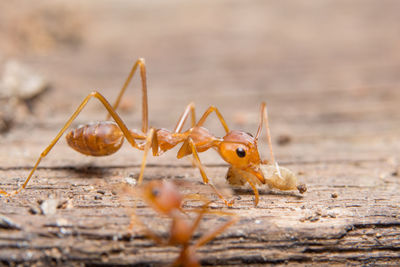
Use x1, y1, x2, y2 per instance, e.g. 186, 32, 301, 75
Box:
66, 121, 124, 156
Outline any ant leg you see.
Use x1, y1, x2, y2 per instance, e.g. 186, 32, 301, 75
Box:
193, 210, 238, 249
173, 102, 196, 133
137, 128, 158, 184
128, 210, 166, 245
187, 201, 210, 233
174, 201, 234, 256
106, 58, 149, 134
196, 106, 230, 133
186, 138, 234, 207
243, 175, 260, 206
0, 91, 138, 196
178, 193, 211, 216
255, 102, 276, 165
182, 193, 210, 204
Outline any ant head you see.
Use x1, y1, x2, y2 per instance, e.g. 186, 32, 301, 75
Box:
218, 130, 261, 169
217, 130, 266, 184
141, 180, 183, 215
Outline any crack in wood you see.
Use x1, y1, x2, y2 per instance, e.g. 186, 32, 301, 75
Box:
0, 157, 387, 172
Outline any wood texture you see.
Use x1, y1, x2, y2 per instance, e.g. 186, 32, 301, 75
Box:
1, 1, 400, 266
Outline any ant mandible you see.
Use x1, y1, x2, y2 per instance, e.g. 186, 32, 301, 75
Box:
0, 58, 281, 207
127, 180, 237, 267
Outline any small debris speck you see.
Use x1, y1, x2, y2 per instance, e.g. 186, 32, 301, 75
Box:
392, 167, 399, 176
97, 190, 106, 195
297, 184, 307, 194
309, 216, 320, 222
29, 205, 41, 215
277, 134, 291, 146
57, 199, 73, 210
331, 192, 338, 198
125, 177, 137, 186
0, 215, 21, 230
55, 218, 69, 227
40, 199, 59, 215
328, 212, 336, 218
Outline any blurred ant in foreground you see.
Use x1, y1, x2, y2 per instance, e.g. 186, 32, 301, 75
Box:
125, 180, 237, 267
0, 58, 305, 206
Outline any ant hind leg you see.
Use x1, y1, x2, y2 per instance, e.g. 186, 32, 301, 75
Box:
0, 91, 139, 196
107, 58, 149, 134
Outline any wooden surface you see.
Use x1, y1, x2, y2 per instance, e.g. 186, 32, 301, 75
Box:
1, 1, 400, 266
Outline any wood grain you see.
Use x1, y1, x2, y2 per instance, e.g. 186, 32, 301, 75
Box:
1, 0, 400, 266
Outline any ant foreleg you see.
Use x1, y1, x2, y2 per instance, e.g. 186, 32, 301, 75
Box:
186, 138, 234, 207
196, 106, 230, 133
106, 58, 149, 134
242, 175, 260, 206
0, 91, 139, 196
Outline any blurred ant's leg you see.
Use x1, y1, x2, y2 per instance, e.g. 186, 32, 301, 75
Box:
176, 193, 209, 217
186, 201, 236, 235
128, 210, 165, 245
106, 58, 149, 134
255, 102, 276, 164
137, 128, 158, 184
196, 106, 230, 133
0, 91, 138, 197
174, 102, 196, 133
184, 201, 211, 242
171, 200, 231, 266
193, 211, 238, 248
186, 138, 234, 207
183, 193, 210, 204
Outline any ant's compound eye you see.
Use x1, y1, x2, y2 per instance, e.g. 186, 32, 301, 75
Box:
236, 147, 246, 158
151, 188, 160, 197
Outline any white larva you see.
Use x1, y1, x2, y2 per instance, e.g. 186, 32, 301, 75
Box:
226, 164, 307, 194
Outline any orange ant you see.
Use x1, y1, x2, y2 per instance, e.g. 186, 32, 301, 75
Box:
126, 180, 237, 267
0, 57, 293, 206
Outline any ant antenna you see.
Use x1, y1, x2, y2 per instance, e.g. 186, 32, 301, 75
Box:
255, 102, 283, 178
255, 102, 276, 164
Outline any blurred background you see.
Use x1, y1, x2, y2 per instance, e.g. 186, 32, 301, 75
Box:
0, 0, 399, 167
